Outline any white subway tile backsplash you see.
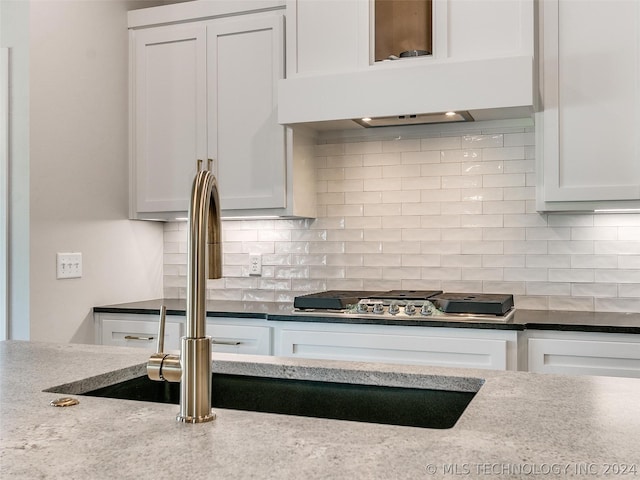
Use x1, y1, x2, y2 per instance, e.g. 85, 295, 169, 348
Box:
345, 141, 382, 155
483, 173, 526, 188
382, 138, 421, 153
363, 153, 401, 167
482, 146, 525, 161
548, 269, 594, 283
595, 297, 640, 313
162, 124, 640, 314
572, 283, 618, 297
482, 254, 525, 268
442, 175, 483, 189
462, 134, 503, 148
345, 192, 382, 204
402, 150, 441, 164
345, 166, 383, 179
462, 161, 503, 175
526, 282, 571, 296
421, 136, 461, 150
548, 241, 594, 255
326, 154, 362, 168
504, 132, 535, 147
548, 296, 594, 311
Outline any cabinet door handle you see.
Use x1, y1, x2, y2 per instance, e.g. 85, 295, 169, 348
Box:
124, 335, 155, 341
212, 340, 242, 346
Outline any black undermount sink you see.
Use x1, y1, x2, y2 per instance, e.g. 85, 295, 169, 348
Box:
82, 373, 478, 429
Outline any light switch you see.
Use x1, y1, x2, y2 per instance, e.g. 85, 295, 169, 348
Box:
56, 252, 82, 279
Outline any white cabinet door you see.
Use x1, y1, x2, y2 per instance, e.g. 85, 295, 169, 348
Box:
537, 0, 640, 210
97, 314, 182, 352
527, 331, 640, 378
208, 15, 286, 211
274, 322, 518, 370
206, 321, 272, 355
131, 23, 207, 217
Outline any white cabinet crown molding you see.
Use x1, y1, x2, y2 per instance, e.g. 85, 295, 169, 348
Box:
128, 0, 285, 29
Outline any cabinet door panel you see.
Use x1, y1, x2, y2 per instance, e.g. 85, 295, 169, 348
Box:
541, 0, 640, 203
208, 15, 286, 211
528, 338, 640, 378
132, 24, 207, 214
205, 323, 271, 355
100, 318, 181, 351
279, 329, 507, 370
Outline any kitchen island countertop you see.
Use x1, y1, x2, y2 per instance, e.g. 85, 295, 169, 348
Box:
1, 340, 639, 479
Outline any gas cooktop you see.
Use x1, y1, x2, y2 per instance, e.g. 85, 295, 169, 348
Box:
293, 290, 515, 322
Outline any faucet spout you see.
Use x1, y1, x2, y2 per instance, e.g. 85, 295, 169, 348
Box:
147, 162, 223, 424
187, 168, 222, 339
179, 164, 222, 423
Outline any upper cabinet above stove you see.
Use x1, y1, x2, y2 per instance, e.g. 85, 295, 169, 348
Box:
278, 0, 536, 128
535, 0, 640, 212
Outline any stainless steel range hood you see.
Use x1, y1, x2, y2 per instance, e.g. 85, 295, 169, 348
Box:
353, 111, 473, 128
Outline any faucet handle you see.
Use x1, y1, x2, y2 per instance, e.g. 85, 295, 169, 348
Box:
147, 304, 181, 383
156, 305, 167, 353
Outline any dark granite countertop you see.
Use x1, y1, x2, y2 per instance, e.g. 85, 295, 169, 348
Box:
94, 299, 640, 334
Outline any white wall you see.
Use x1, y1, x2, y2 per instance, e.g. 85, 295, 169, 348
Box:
28, 0, 163, 343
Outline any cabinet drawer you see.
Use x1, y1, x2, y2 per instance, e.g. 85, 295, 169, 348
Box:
528, 338, 640, 378
100, 318, 181, 351
278, 329, 507, 370
206, 323, 271, 355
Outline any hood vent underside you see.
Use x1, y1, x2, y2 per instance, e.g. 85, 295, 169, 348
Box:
354, 111, 473, 128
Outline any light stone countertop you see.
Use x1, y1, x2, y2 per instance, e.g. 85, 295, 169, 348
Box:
1, 340, 640, 479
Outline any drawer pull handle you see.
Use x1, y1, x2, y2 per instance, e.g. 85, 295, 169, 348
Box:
124, 335, 155, 341
212, 340, 242, 346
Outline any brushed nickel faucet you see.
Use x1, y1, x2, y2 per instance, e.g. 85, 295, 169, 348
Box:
147, 159, 222, 423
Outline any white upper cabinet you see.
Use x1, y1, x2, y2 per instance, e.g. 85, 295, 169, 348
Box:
131, 24, 206, 215
208, 16, 286, 211
536, 0, 640, 211
128, 1, 316, 220
278, 0, 535, 125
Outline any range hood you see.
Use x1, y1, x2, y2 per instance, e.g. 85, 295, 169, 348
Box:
278, 56, 535, 128
353, 111, 473, 128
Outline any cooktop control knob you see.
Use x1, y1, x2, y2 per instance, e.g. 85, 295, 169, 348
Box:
372, 303, 384, 314
356, 302, 369, 314
420, 302, 432, 316
388, 301, 400, 315
404, 302, 416, 315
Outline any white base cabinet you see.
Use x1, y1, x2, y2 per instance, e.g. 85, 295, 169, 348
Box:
273, 322, 519, 371
526, 330, 640, 378
94, 313, 272, 356
95, 311, 640, 378
95, 313, 183, 352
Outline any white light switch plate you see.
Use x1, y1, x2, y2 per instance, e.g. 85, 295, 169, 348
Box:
57, 252, 82, 279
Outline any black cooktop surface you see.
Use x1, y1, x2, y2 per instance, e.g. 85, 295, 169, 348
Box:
293, 290, 514, 316
430, 293, 514, 315
293, 290, 443, 310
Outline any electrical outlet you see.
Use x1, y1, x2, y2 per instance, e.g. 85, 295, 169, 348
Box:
57, 252, 82, 279
249, 254, 262, 276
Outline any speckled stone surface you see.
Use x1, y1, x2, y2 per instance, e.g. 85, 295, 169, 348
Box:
1, 340, 640, 479
94, 298, 640, 333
